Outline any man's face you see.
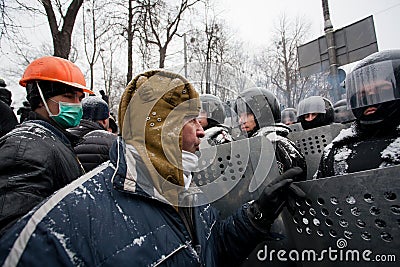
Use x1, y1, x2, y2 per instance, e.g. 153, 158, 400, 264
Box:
47, 90, 84, 115
349, 79, 394, 117
239, 112, 257, 132
359, 80, 392, 116
181, 116, 205, 153
303, 112, 318, 122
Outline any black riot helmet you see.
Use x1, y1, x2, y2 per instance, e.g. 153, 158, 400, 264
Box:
235, 87, 281, 128
297, 96, 334, 130
333, 99, 355, 123
199, 94, 226, 127
281, 108, 297, 125
346, 49, 400, 133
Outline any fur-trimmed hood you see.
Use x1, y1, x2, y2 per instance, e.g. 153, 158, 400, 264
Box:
117, 70, 200, 205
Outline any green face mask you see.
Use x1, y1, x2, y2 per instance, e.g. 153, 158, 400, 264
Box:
49, 99, 83, 128
36, 82, 83, 128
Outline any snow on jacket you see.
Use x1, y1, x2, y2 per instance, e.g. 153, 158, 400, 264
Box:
316, 122, 400, 178
254, 123, 307, 178
69, 120, 117, 172
0, 112, 84, 236
0, 138, 267, 267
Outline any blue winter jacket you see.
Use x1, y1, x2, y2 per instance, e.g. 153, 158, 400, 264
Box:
0, 138, 266, 267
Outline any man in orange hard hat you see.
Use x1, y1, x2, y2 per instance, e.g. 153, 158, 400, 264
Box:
0, 56, 93, 236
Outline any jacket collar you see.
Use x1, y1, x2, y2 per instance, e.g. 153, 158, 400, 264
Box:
26, 111, 80, 147
110, 138, 202, 206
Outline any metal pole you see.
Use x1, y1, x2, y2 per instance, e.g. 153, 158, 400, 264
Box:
322, 0, 340, 102
183, 33, 188, 77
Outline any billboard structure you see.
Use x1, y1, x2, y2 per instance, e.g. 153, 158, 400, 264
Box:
298, 16, 378, 78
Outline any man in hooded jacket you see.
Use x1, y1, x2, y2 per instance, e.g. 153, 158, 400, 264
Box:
0, 70, 304, 266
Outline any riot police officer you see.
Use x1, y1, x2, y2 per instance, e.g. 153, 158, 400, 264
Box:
235, 87, 307, 177
281, 108, 297, 125
297, 96, 334, 130
317, 49, 400, 178
198, 94, 232, 146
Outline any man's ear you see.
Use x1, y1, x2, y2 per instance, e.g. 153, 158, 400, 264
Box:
99, 119, 107, 128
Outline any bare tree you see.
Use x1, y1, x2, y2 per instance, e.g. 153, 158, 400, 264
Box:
185, 11, 250, 101
109, 0, 146, 84
0, 0, 19, 43
254, 14, 315, 108
98, 35, 127, 114
40, 0, 84, 59
138, 0, 201, 68
81, 0, 115, 91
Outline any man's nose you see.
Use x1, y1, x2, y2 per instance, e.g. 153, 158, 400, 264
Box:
196, 122, 205, 138
197, 129, 205, 138
198, 126, 205, 137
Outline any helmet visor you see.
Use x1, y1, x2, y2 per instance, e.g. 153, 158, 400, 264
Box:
297, 96, 326, 117
347, 59, 400, 109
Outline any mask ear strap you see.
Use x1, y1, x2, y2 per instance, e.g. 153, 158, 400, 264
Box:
37, 81, 55, 116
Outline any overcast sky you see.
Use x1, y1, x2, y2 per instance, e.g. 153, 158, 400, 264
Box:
218, 0, 400, 50
4, 0, 400, 108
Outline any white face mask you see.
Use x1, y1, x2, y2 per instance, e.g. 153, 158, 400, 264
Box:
182, 150, 199, 189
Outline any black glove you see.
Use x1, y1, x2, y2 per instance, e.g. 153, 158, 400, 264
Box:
247, 167, 305, 232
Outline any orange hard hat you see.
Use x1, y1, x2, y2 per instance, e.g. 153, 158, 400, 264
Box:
19, 56, 94, 94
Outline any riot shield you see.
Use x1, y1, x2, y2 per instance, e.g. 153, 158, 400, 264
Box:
287, 123, 349, 180
193, 135, 279, 218
195, 136, 295, 267
241, 165, 400, 267
286, 165, 399, 266
288, 122, 304, 132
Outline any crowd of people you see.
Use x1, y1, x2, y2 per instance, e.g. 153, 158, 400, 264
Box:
0, 48, 398, 266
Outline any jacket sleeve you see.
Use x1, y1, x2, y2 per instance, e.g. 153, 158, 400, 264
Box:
315, 149, 331, 179
213, 203, 268, 266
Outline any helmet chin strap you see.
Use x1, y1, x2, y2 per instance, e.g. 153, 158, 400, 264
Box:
36, 82, 57, 117
359, 119, 383, 125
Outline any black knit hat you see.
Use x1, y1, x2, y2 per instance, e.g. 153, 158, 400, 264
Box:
26, 81, 83, 110
0, 88, 12, 106
81, 96, 109, 121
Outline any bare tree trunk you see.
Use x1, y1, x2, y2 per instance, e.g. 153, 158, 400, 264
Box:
41, 0, 84, 59
127, 0, 134, 84
139, 0, 201, 69
159, 46, 166, 68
